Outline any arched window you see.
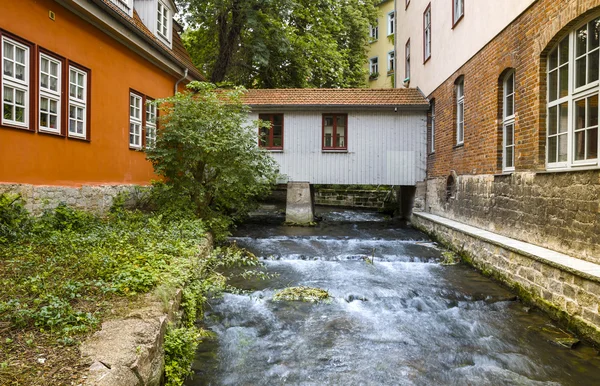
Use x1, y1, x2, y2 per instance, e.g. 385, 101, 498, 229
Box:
547, 17, 599, 169
502, 71, 515, 171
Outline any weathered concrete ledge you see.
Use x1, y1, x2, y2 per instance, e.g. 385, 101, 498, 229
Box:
412, 211, 600, 345
80, 235, 213, 386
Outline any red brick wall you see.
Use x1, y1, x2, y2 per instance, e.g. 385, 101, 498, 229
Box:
427, 0, 600, 178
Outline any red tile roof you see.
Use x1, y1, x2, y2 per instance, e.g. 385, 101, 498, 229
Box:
98, 0, 205, 81
242, 88, 429, 108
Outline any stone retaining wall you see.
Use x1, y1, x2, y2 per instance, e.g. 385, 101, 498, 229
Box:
425, 171, 600, 264
412, 213, 600, 345
0, 183, 143, 215
314, 189, 392, 209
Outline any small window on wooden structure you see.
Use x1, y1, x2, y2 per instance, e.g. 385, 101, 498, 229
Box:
258, 114, 283, 150
322, 114, 347, 150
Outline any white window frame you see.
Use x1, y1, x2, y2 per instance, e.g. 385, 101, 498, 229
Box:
453, 0, 464, 25
503, 71, 516, 172
369, 21, 379, 41
546, 16, 600, 170
405, 40, 410, 80
108, 0, 133, 17
145, 100, 157, 149
456, 78, 464, 145
369, 57, 379, 78
68, 66, 87, 139
388, 11, 395, 36
387, 51, 395, 73
39, 53, 62, 134
2, 36, 30, 128
130, 92, 143, 149
424, 6, 431, 62
430, 99, 435, 153
156, 1, 172, 47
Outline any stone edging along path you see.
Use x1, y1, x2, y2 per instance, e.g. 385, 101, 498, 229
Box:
412, 212, 600, 345
80, 236, 213, 386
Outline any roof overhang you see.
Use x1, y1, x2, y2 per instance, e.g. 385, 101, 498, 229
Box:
247, 104, 430, 112
56, 0, 199, 82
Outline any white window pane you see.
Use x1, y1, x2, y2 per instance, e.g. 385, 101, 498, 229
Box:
15, 106, 25, 122
15, 64, 25, 81
41, 97, 49, 111
41, 57, 49, 73
50, 77, 58, 92
4, 86, 13, 103
50, 61, 58, 76
3, 41, 13, 59
15, 47, 25, 64
15, 89, 25, 106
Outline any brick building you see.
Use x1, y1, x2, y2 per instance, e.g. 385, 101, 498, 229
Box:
397, 0, 600, 343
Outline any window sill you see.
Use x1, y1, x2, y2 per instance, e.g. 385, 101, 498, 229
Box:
538, 165, 600, 174
423, 56, 431, 65
266, 149, 283, 153
322, 149, 348, 153
38, 129, 65, 138
0, 124, 34, 133
129, 146, 143, 151
387, 71, 395, 76
68, 134, 90, 142
453, 143, 464, 149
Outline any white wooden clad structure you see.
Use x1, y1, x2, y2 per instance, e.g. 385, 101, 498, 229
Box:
248, 110, 427, 186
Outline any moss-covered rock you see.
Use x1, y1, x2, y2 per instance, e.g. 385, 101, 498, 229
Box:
273, 286, 331, 302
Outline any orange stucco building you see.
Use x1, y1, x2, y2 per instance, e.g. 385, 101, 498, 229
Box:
0, 0, 203, 187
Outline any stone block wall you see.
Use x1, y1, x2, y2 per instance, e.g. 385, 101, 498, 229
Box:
412, 214, 600, 345
314, 189, 391, 209
425, 171, 600, 264
0, 183, 143, 215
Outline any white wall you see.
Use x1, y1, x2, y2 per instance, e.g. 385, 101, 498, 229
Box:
396, 0, 535, 96
249, 110, 427, 185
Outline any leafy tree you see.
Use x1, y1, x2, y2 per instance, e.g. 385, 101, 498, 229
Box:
145, 82, 278, 224
178, 0, 378, 88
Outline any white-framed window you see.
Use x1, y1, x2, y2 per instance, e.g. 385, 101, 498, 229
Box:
503, 71, 515, 171
2, 36, 30, 128
68, 66, 87, 138
430, 99, 436, 153
388, 51, 395, 73
145, 101, 157, 149
39, 54, 61, 134
369, 21, 379, 41
405, 40, 410, 79
423, 5, 431, 62
156, 1, 171, 45
547, 16, 600, 169
456, 78, 464, 144
453, 0, 464, 26
388, 12, 395, 36
129, 92, 142, 149
369, 57, 378, 78
109, 0, 133, 16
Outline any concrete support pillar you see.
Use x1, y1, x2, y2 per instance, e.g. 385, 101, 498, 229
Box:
285, 182, 314, 224
396, 185, 417, 220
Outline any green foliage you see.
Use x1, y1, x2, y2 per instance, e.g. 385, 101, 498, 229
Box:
0, 195, 206, 336
164, 326, 202, 386
0, 194, 31, 244
145, 82, 278, 237
179, 0, 378, 88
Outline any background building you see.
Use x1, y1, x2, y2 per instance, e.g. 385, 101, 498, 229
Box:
365, 0, 396, 88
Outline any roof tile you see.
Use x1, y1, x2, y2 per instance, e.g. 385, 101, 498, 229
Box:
242, 88, 429, 107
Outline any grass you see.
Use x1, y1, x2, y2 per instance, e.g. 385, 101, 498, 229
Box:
273, 286, 331, 302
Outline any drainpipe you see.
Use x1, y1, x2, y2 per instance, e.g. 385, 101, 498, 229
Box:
174, 68, 189, 95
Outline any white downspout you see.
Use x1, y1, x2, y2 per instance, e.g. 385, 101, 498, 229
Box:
174, 68, 189, 94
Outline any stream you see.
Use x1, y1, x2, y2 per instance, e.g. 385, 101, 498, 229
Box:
186, 207, 600, 386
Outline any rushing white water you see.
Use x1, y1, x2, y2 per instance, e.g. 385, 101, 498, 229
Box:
187, 208, 600, 386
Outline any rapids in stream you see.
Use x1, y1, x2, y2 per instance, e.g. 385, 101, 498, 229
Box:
186, 207, 600, 386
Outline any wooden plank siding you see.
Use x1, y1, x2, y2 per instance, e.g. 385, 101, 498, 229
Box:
249, 110, 427, 185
